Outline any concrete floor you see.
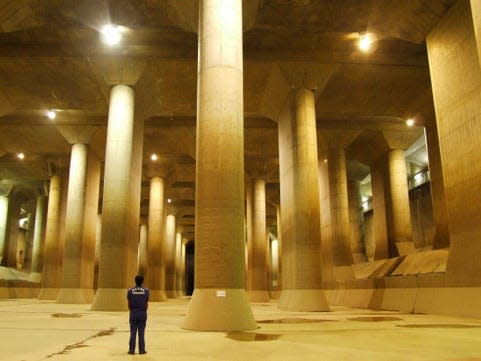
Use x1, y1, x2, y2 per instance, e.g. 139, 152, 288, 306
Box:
2, 298, 481, 361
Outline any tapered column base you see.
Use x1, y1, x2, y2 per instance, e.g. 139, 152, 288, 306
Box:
91, 288, 128, 311
38, 288, 60, 300
150, 289, 167, 302
166, 290, 177, 298
29, 273, 42, 283
278, 289, 330, 311
247, 290, 270, 303
182, 288, 257, 331
56, 288, 94, 304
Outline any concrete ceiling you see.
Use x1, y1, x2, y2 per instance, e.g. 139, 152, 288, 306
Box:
0, 0, 456, 241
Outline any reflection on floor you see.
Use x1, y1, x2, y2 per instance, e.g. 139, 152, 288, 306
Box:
2, 298, 481, 361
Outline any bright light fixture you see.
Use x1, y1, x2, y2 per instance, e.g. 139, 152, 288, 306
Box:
100, 24, 122, 46
47, 110, 56, 120
17, 153, 25, 160
167, 198, 172, 204
406, 118, 415, 127
359, 33, 374, 52
323, 158, 328, 163
150, 154, 158, 161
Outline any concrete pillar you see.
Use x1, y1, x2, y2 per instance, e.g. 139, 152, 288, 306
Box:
0, 194, 9, 265
30, 194, 47, 282
147, 176, 167, 301
39, 175, 65, 299
425, 124, 450, 249
183, 0, 256, 331
247, 178, 269, 302
328, 147, 354, 280
277, 88, 329, 311
93, 213, 101, 289
348, 179, 366, 263
92, 84, 143, 310
175, 232, 183, 297
57, 144, 100, 303
427, 0, 481, 286
181, 238, 187, 296
387, 149, 415, 255
275, 205, 282, 294
318, 157, 335, 286
245, 180, 253, 291
164, 214, 176, 298
138, 223, 148, 276
370, 158, 390, 259
5, 195, 21, 268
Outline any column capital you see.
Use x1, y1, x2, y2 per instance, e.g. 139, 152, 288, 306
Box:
56, 125, 98, 144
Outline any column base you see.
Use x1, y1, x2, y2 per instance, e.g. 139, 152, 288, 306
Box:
395, 241, 417, 255
334, 266, 355, 281
91, 288, 128, 311
247, 290, 270, 303
29, 272, 42, 283
149, 289, 167, 302
166, 290, 177, 298
38, 288, 60, 300
278, 289, 330, 311
182, 288, 257, 331
56, 288, 94, 304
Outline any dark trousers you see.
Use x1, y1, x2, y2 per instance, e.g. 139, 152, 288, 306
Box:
129, 319, 146, 352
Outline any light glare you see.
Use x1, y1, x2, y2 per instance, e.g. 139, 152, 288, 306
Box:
17, 153, 25, 160
101, 24, 122, 46
47, 110, 56, 120
150, 154, 158, 161
359, 33, 373, 52
167, 198, 172, 204
406, 118, 415, 127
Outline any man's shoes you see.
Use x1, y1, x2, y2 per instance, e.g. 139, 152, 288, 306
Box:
128, 350, 135, 355
140, 350, 147, 354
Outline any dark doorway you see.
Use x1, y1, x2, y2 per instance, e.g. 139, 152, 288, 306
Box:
185, 241, 195, 296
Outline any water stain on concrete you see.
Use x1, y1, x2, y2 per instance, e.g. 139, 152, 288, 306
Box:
257, 318, 337, 324
46, 328, 115, 358
348, 316, 403, 322
226, 331, 280, 341
397, 324, 481, 329
51, 313, 83, 318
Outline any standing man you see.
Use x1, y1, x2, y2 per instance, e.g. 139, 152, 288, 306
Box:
127, 275, 149, 354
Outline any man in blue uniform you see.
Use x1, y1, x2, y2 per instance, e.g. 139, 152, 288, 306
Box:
127, 275, 149, 354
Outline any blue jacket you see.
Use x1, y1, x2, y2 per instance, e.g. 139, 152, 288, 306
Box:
127, 286, 149, 321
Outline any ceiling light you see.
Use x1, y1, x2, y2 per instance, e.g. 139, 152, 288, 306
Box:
167, 198, 172, 204
358, 33, 374, 52
17, 153, 25, 160
151, 154, 158, 161
406, 118, 415, 127
100, 24, 122, 46
323, 158, 328, 163
47, 110, 56, 120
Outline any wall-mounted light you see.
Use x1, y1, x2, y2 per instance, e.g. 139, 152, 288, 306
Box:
358, 33, 374, 52
100, 24, 123, 46
47, 110, 56, 120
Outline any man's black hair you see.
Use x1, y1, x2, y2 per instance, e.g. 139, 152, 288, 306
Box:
135, 275, 144, 286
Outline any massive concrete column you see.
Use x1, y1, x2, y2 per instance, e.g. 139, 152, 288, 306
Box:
0, 191, 10, 265
183, 0, 256, 331
30, 194, 46, 282
147, 176, 167, 301
57, 144, 100, 303
138, 223, 148, 276
328, 147, 354, 280
5, 194, 21, 268
387, 149, 415, 255
370, 158, 390, 259
175, 232, 183, 297
39, 175, 66, 299
427, 0, 481, 285
246, 180, 253, 291
348, 179, 366, 263
247, 178, 269, 302
277, 88, 329, 311
164, 214, 176, 298
92, 84, 143, 310
425, 124, 450, 249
